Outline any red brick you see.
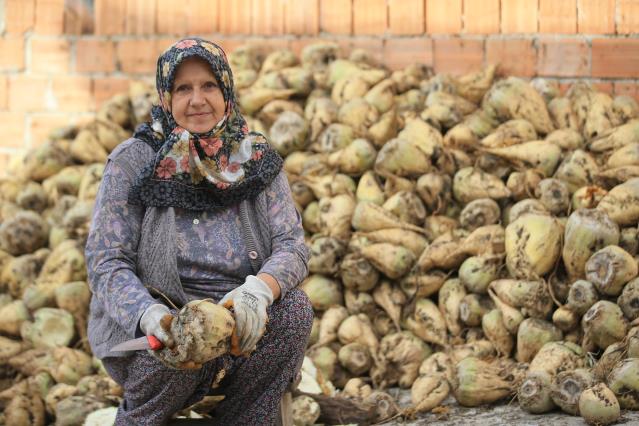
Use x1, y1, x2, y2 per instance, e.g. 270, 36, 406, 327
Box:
51, 76, 94, 112
116, 39, 158, 74
501, 0, 538, 33
353, 0, 387, 35
251, 0, 285, 35
434, 38, 484, 75
0, 76, 8, 110
285, 0, 319, 35
34, 0, 64, 34
614, 81, 639, 102
0, 37, 25, 71
29, 113, 81, 147
155, 37, 181, 57
537, 38, 590, 77
211, 38, 248, 56
9, 76, 48, 112
592, 39, 639, 78
75, 39, 116, 73
539, 0, 577, 33
463, 0, 500, 34
618, 0, 639, 34
155, 0, 186, 35
320, 0, 352, 34
427, 0, 462, 34
558, 82, 572, 96
95, 0, 126, 35
0, 112, 25, 148
388, 0, 424, 35
383, 38, 433, 70
350, 38, 385, 64
187, 0, 219, 34
288, 37, 346, 59
125, 0, 156, 35
0, 151, 23, 172
219, 0, 252, 34
30, 38, 70, 74
592, 82, 614, 94
0, 113, 25, 148
254, 38, 290, 50
242, 37, 290, 54
577, 0, 615, 34
93, 78, 131, 107
63, 0, 95, 34
5, 0, 35, 34
486, 38, 536, 77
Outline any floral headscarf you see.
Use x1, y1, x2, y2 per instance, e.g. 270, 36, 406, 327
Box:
128, 38, 282, 211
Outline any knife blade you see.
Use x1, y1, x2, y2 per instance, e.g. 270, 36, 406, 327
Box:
110, 335, 164, 352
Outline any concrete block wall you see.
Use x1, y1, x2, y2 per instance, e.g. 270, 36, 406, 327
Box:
0, 0, 638, 166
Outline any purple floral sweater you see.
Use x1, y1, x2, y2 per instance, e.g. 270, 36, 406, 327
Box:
85, 139, 308, 337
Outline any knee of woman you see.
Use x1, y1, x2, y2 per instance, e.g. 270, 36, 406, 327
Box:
275, 288, 314, 339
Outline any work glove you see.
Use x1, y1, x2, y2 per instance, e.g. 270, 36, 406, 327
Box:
139, 304, 174, 348
219, 275, 274, 354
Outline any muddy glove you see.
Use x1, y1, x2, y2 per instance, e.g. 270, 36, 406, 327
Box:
139, 304, 174, 348
219, 275, 274, 354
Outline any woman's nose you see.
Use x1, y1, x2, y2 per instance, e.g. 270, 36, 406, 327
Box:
190, 88, 205, 106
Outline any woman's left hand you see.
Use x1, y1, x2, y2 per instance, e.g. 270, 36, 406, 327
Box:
219, 275, 274, 354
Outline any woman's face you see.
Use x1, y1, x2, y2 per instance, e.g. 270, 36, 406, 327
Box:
170, 57, 226, 134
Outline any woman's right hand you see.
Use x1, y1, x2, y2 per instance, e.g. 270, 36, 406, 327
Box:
139, 304, 175, 348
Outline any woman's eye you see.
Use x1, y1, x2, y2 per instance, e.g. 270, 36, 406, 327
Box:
204, 81, 217, 89
175, 85, 189, 92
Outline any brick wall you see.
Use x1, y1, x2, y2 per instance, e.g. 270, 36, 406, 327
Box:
1, 0, 639, 166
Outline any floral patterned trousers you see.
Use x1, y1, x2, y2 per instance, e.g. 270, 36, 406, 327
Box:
103, 288, 313, 426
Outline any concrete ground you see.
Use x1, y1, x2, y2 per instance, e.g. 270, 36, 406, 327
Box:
382, 391, 639, 426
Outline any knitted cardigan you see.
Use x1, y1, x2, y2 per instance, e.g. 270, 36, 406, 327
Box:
87, 139, 303, 359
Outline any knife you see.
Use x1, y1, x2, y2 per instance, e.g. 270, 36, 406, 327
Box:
110, 335, 164, 352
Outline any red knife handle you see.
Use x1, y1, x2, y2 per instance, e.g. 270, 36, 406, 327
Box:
147, 335, 164, 350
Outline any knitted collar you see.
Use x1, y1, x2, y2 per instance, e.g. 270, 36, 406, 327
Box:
128, 38, 282, 211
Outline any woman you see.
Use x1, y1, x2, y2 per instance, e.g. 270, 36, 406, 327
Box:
85, 37, 312, 425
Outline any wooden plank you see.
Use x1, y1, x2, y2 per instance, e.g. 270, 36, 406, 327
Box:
388, 0, 424, 35
577, 0, 614, 34
95, 0, 126, 35
618, 0, 639, 34
427, 0, 462, 34
352, 0, 387, 35
285, 0, 320, 35
463, 0, 500, 34
252, 0, 285, 35
320, 0, 352, 34
539, 0, 576, 33
219, 0, 252, 34
125, 0, 157, 35
501, 0, 538, 33
186, 0, 219, 34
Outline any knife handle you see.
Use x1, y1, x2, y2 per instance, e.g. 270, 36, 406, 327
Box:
147, 335, 164, 350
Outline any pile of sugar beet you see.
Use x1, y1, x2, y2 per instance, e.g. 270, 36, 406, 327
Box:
2, 42, 639, 426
